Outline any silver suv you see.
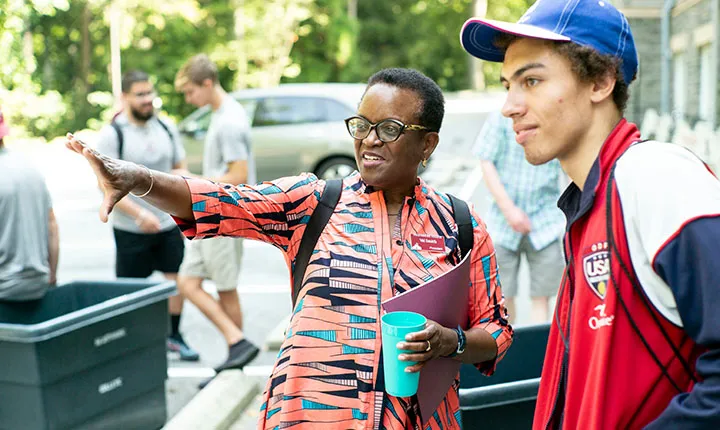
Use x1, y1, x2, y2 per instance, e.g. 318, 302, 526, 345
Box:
178, 83, 366, 182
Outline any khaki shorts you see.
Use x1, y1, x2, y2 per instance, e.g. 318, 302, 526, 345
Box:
496, 237, 564, 298
178, 237, 244, 292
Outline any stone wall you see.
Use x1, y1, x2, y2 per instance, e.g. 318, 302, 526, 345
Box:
670, 0, 714, 123
626, 17, 663, 125
622, 0, 718, 127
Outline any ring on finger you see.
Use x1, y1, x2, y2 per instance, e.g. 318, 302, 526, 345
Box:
425, 340, 432, 352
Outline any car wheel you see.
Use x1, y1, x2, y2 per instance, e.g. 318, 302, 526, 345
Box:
315, 156, 357, 180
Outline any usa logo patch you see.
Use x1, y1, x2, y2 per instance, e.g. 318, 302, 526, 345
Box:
582, 242, 610, 300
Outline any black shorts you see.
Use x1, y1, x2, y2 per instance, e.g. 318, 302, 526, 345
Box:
113, 227, 185, 278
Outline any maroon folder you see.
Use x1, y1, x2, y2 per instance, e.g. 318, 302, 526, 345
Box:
381, 252, 471, 424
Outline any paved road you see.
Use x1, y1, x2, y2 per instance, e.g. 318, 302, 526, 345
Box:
9, 100, 545, 428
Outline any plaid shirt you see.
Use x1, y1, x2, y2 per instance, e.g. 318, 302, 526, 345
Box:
473, 111, 565, 252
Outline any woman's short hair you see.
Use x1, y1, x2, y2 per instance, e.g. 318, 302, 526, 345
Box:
366, 68, 445, 133
175, 54, 218, 90
495, 35, 632, 113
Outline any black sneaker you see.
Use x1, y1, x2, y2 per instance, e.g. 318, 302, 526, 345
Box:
214, 339, 260, 373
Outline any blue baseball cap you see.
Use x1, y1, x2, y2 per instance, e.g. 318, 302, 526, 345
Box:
460, 0, 639, 84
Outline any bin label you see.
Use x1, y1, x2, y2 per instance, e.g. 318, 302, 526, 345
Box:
94, 328, 127, 347
98, 377, 123, 394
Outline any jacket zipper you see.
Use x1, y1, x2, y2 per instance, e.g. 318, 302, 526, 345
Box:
545, 234, 576, 430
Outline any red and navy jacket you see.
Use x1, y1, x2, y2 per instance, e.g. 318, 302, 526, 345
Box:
533, 119, 720, 429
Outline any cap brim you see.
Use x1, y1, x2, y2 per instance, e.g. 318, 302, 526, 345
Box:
460, 18, 571, 62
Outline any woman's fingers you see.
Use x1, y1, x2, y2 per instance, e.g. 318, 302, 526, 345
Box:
99, 188, 124, 223
66, 133, 88, 153
404, 320, 440, 342
398, 329, 444, 368
397, 340, 430, 352
404, 361, 428, 373
65, 132, 127, 223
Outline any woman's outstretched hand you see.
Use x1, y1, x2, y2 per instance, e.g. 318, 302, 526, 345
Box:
65, 133, 151, 223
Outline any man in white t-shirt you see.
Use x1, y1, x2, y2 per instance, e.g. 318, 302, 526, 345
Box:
174, 54, 259, 378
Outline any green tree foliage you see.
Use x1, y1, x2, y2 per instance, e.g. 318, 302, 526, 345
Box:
354, 0, 475, 91
284, 0, 360, 84
0, 0, 70, 138
482, 0, 535, 87
117, 0, 237, 120
0, 0, 533, 139
286, 0, 532, 90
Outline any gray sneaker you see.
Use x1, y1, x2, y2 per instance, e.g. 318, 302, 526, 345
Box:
214, 340, 260, 372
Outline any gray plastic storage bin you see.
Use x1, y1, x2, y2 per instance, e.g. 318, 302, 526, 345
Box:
459, 323, 550, 430
0, 279, 176, 430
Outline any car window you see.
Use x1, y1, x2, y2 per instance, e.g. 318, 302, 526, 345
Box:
236, 98, 258, 123
189, 109, 212, 133
321, 98, 356, 122
254, 97, 326, 126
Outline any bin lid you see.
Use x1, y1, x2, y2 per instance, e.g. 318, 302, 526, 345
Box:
0, 279, 176, 343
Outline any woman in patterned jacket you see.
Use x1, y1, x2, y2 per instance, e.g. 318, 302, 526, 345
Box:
66, 68, 513, 430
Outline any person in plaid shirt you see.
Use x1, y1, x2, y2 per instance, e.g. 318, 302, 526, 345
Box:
474, 110, 565, 323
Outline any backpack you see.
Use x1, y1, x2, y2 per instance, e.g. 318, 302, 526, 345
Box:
291, 178, 474, 307
110, 117, 177, 166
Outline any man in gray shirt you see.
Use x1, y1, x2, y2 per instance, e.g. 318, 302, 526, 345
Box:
0, 107, 59, 301
174, 54, 259, 378
95, 70, 199, 362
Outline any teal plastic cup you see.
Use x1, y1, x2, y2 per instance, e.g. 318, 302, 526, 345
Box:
381, 311, 427, 397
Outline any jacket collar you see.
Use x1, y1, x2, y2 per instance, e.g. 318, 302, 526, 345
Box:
347, 171, 429, 205
557, 119, 641, 227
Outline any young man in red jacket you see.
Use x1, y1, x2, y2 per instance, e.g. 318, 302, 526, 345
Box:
461, 0, 720, 428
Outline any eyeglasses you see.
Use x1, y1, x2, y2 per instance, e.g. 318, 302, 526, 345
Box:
344, 116, 431, 143
131, 90, 157, 99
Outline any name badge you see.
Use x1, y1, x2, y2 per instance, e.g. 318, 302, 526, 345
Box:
410, 234, 445, 252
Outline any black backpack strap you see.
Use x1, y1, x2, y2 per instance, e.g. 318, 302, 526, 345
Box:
110, 120, 124, 160
156, 118, 177, 167
291, 179, 343, 308
448, 194, 473, 258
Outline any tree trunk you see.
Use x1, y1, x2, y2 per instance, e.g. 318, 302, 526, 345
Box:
348, 0, 357, 19
469, 0, 487, 90
233, 0, 249, 89
23, 30, 35, 74
80, 2, 91, 95
109, 1, 122, 105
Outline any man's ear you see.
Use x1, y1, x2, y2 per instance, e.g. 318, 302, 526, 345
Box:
590, 71, 616, 104
422, 132, 440, 161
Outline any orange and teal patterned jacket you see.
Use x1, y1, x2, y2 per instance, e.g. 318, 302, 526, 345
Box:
176, 171, 513, 430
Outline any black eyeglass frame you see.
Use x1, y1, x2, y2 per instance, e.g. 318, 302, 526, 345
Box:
344, 115, 433, 143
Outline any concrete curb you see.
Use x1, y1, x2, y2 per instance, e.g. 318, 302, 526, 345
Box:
163, 370, 260, 430
264, 313, 291, 351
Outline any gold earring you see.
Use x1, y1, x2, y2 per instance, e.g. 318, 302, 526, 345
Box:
422, 159, 428, 168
